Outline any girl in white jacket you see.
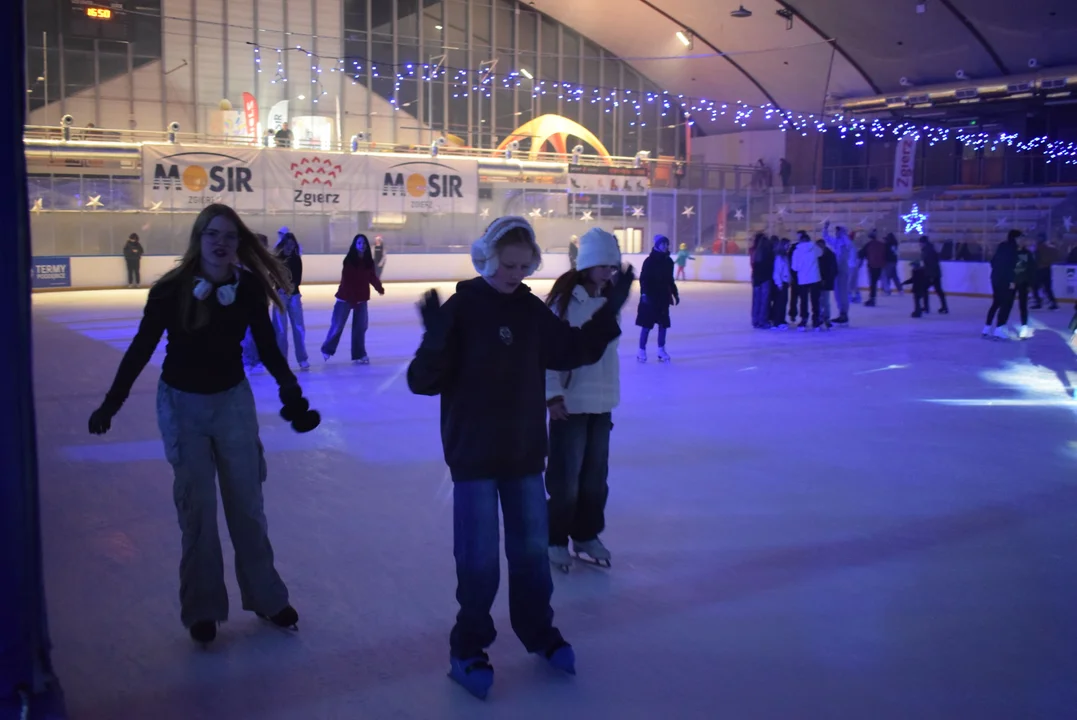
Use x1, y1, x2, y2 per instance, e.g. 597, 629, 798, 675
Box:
545, 228, 623, 572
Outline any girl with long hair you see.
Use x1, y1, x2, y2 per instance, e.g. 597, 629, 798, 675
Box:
240, 233, 270, 370
321, 234, 385, 364
544, 228, 622, 573
87, 203, 321, 646
273, 232, 310, 369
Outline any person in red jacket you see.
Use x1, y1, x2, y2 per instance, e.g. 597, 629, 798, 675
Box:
861, 230, 888, 307
321, 234, 385, 364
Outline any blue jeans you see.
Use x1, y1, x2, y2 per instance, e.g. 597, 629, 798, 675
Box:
546, 413, 612, 547
751, 282, 771, 327
321, 300, 368, 360
450, 474, 563, 659
272, 291, 308, 363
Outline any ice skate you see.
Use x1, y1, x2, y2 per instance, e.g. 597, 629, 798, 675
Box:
573, 537, 611, 568
1019, 325, 1034, 340
656, 348, 671, 363
188, 620, 217, 646
449, 653, 494, 700
322, 352, 331, 361
912, 310, 922, 318
938, 307, 949, 315
835, 315, 849, 326
549, 545, 573, 574
256, 605, 299, 631
797, 323, 807, 332
982, 325, 993, 338
542, 640, 576, 675
864, 299, 876, 307
298, 360, 310, 371
993, 326, 1011, 341
636, 348, 647, 363
353, 356, 370, 365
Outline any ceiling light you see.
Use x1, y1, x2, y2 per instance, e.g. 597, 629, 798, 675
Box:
297, 94, 306, 100
730, 5, 752, 18
435, 24, 443, 30
519, 68, 533, 79
676, 31, 691, 47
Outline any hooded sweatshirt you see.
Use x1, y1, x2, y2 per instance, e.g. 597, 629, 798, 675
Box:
408, 277, 621, 482
791, 239, 822, 285
824, 230, 855, 275
546, 285, 620, 415
1014, 247, 1036, 286
991, 238, 1019, 286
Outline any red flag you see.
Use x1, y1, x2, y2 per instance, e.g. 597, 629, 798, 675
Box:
242, 92, 259, 141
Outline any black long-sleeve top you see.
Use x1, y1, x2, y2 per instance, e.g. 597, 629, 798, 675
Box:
407, 277, 620, 482
101, 271, 297, 413
282, 253, 303, 294
639, 250, 679, 306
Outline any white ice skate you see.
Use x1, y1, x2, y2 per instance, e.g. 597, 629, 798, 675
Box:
573, 538, 611, 568
549, 545, 573, 574
657, 348, 671, 363
982, 325, 993, 338
1019, 325, 1034, 340
993, 326, 1011, 341
637, 349, 647, 363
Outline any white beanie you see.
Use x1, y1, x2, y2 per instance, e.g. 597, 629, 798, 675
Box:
471, 215, 542, 277
575, 228, 621, 271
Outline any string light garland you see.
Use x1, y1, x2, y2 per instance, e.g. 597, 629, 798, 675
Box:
249, 42, 1077, 165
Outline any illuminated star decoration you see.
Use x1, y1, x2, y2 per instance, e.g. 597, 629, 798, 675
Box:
479, 207, 490, 219
580, 210, 594, 222
776, 206, 787, 217
86, 195, 103, 209
1063, 216, 1072, 233
528, 208, 543, 219
734, 208, 745, 221
995, 217, 1009, 229
681, 206, 695, 218
901, 204, 928, 235
31, 198, 43, 213
631, 206, 645, 218
150, 201, 164, 211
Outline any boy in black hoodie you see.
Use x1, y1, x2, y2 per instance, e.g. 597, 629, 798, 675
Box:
407, 216, 634, 700
902, 260, 929, 318
816, 239, 838, 330
984, 229, 1021, 340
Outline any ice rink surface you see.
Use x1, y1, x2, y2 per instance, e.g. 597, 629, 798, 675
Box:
31, 279, 1077, 719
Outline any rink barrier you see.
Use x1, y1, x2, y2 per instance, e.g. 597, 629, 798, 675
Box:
32, 254, 1077, 301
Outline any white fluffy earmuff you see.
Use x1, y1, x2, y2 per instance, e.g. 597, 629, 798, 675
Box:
192, 271, 240, 306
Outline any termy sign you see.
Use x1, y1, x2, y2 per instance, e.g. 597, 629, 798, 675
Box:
380, 160, 470, 213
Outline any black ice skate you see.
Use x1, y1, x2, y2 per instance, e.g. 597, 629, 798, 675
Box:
189, 620, 217, 646
256, 605, 299, 631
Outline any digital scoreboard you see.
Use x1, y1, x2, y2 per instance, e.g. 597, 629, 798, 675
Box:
66, 0, 129, 41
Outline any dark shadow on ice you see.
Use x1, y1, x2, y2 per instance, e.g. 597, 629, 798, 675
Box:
1025, 330, 1077, 397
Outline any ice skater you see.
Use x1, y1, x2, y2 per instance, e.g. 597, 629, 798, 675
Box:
903, 260, 929, 317
321, 234, 385, 364
862, 231, 887, 307
273, 232, 309, 369
816, 238, 838, 330
674, 242, 695, 281
636, 235, 679, 362
1032, 232, 1060, 310
882, 233, 903, 296
406, 216, 634, 699
123, 232, 144, 288
750, 233, 774, 329
824, 223, 854, 326
791, 231, 822, 331
919, 236, 949, 314
1013, 234, 1037, 339
86, 203, 320, 645
544, 228, 623, 573
770, 237, 791, 330
983, 229, 1020, 340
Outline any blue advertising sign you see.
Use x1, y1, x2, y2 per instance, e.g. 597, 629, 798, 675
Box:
31, 257, 72, 289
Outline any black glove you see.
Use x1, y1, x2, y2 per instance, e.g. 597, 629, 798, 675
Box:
605, 264, 636, 315
88, 405, 115, 435
418, 289, 442, 331
674, 294, 681, 306
279, 384, 321, 433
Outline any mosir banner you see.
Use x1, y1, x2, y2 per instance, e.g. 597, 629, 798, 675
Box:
142, 146, 264, 210
370, 155, 479, 214
893, 137, 917, 196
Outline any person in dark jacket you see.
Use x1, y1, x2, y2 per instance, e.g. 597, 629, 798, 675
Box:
568, 235, 579, 270
636, 235, 679, 362
87, 204, 318, 645
406, 216, 634, 699
902, 260, 929, 318
1032, 233, 1060, 310
918, 236, 949, 314
862, 231, 887, 306
373, 235, 387, 279
750, 233, 774, 328
1013, 235, 1037, 339
816, 239, 838, 329
273, 232, 309, 369
321, 234, 385, 363
123, 232, 145, 287
881, 233, 903, 296
984, 229, 1021, 340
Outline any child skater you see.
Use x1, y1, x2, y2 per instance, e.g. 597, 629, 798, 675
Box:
903, 260, 929, 318
674, 242, 694, 280
544, 228, 623, 573
770, 237, 791, 330
407, 216, 635, 699
322, 234, 385, 363
636, 235, 679, 362
87, 203, 320, 645
273, 232, 309, 369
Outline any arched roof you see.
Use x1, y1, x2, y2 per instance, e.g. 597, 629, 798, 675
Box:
529, 0, 1077, 123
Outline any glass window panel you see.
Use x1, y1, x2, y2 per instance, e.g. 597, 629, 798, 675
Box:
518, 8, 537, 54
473, 0, 491, 45
494, 1, 514, 55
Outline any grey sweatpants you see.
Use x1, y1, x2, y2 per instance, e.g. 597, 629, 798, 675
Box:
156, 378, 289, 628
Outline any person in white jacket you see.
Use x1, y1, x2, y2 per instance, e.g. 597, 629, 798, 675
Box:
791, 230, 823, 330
823, 222, 854, 325
544, 227, 623, 572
